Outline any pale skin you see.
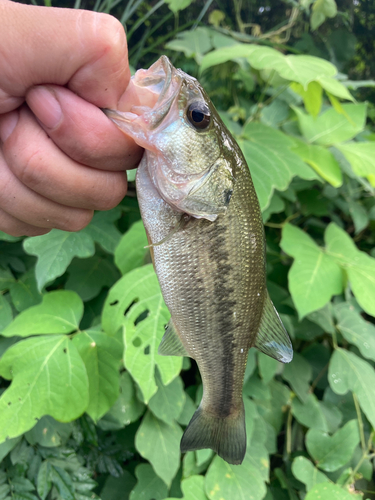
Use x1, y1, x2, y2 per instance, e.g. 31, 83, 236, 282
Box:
0, 0, 143, 236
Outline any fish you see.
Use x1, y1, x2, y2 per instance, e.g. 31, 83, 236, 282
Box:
104, 56, 293, 466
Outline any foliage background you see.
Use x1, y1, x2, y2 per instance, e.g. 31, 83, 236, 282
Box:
1, 0, 375, 499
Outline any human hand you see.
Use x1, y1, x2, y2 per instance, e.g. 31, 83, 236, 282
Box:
0, 1, 143, 236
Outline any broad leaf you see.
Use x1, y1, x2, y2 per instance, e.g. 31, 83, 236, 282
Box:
205, 451, 267, 500
129, 464, 168, 500
282, 352, 312, 402
37, 461, 52, 500
292, 393, 328, 431
114, 220, 148, 275
73, 330, 122, 422
23, 230, 95, 291
0, 335, 89, 442
329, 348, 375, 429
305, 482, 360, 499
98, 371, 145, 430
306, 419, 359, 472
293, 104, 366, 145
2, 291, 83, 338
102, 265, 182, 402
257, 352, 279, 384
280, 224, 343, 318
166, 475, 208, 500
325, 222, 375, 316
82, 208, 122, 254
66, 256, 120, 302
9, 269, 42, 312
291, 456, 329, 492
166, 28, 213, 64
311, 0, 337, 30
135, 411, 182, 487
240, 124, 318, 210
334, 303, 375, 361
0, 295, 12, 333
291, 138, 342, 187
335, 141, 375, 177
148, 372, 186, 424
25, 415, 73, 447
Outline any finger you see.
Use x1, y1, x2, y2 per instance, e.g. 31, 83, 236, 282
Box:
0, 106, 128, 210
0, 148, 93, 231
26, 85, 143, 171
0, 3, 129, 111
0, 207, 50, 237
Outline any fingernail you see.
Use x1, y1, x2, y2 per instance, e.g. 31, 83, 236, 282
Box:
0, 110, 19, 143
27, 86, 62, 129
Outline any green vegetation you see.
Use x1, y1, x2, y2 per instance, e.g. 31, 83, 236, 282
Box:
1, 0, 375, 499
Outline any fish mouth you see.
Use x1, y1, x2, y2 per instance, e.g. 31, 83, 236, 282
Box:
104, 56, 182, 139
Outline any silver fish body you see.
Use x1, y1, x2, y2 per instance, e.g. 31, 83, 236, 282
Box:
105, 56, 292, 465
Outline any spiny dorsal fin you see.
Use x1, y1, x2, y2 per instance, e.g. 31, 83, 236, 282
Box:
158, 318, 191, 357
255, 292, 293, 363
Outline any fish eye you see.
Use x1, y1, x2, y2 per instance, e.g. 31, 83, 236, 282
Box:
186, 102, 211, 130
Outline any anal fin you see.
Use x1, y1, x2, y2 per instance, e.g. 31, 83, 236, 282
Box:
158, 318, 190, 357
255, 292, 293, 363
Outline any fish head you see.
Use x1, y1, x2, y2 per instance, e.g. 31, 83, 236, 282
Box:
105, 56, 235, 221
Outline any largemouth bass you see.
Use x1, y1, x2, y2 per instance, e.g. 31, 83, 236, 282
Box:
105, 56, 292, 465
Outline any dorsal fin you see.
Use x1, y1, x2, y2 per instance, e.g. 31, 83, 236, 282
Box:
255, 292, 293, 363
158, 318, 191, 357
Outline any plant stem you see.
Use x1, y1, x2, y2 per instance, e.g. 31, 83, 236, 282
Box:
353, 393, 366, 451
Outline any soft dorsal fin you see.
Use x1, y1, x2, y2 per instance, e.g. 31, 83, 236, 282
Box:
255, 292, 293, 363
158, 318, 191, 357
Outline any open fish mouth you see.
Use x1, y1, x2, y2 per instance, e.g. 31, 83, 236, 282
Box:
104, 56, 183, 138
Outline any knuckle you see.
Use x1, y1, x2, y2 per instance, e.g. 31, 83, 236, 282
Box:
58, 209, 94, 232
15, 144, 44, 189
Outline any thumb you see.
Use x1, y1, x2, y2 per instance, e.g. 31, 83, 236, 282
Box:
0, 1, 129, 112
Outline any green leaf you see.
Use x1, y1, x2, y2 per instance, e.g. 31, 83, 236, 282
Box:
348, 200, 369, 234
66, 256, 119, 301
0, 436, 21, 462
9, 269, 42, 312
239, 124, 318, 210
135, 410, 182, 487
0, 268, 15, 291
280, 224, 343, 318
262, 194, 285, 222
205, 451, 267, 500
200, 43, 258, 72
335, 142, 375, 177
0, 335, 89, 442
166, 28, 213, 65
37, 461, 52, 500
325, 222, 375, 316
25, 416, 73, 447
114, 220, 148, 275
292, 393, 328, 431
165, 0, 193, 13
166, 475, 208, 500
23, 230, 95, 291
258, 352, 279, 384
290, 82, 323, 117
305, 482, 359, 499
50, 465, 74, 500
102, 265, 182, 402
260, 100, 289, 128
282, 353, 312, 402
311, 0, 337, 30
334, 302, 375, 361
148, 372, 186, 424
0, 295, 13, 333
290, 138, 342, 187
97, 371, 145, 430
293, 104, 366, 145
291, 456, 330, 492
72, 330, 122, 422
306, 419, 359, 472
129, 464, 168, 500
100, 472, 136, 500
329, 348, 375, 429
2, 291, 83, 338
82, 208, 122, 254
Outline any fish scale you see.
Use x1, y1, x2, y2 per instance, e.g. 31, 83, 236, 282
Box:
105, 55, 293, 465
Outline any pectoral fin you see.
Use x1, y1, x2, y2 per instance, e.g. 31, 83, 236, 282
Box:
158, 318, 191, 357
255, 292, 293, 363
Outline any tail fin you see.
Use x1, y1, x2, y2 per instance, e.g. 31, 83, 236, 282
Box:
180, 403, 246, 465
